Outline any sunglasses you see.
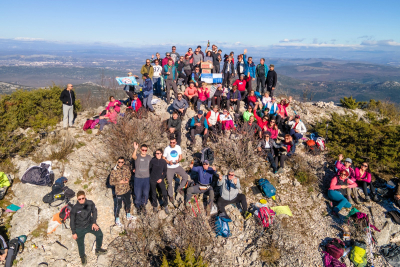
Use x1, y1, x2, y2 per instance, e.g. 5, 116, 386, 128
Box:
228, 174, 234, 176
362, 164, 368, 167
141, 149, 148, 152
166, 54, 170, 56
155, 152, 162, 155
78, 197, 85, 201
170, 142, 176, 144
340, 174, 347, 177
118, 161, 125, 164
203, 163, 209, 165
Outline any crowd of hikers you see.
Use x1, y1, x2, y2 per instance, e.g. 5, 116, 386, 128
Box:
51, 43, 391, 266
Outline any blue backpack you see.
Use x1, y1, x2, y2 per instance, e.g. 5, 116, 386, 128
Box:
258, 179, 276, 198
215, 216, 232, 238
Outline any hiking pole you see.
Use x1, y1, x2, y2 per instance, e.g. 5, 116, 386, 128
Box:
325, 122, 329, 143
194, 195, 201, 213
55, 241, 68, 250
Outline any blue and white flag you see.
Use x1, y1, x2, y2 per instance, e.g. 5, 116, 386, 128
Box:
200, 73, 223, 84
116, 76, 138, 86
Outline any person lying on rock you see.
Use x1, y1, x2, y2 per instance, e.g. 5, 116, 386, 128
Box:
328, 170, 357, 217
217, 169, 251, 220
70, 190, 107, 265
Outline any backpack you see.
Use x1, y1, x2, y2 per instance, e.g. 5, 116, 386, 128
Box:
322, 251, 347, 267
83, 119, 95, 131
257, 207, 275, 228
380, 243, 400, 267
215, 216, 232, 238
349, 241, 367, 267
4, 236, 26, 267
43, 184, 75, 207
306, 139, 320, 155
316, 137, 326, 151
201, 147, 214, 165
258, 179, 276, 198
326, 238, 345, 259
59, 203, 74, 223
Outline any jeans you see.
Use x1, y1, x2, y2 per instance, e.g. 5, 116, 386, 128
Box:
223, 72, 232, 88
239, 91, 248, 102
166, 166, 188, 198
227, 99, 240, 113
75, 225, 103, 258
143, 94, 154, 111
150, 178, 168, 208
165, 80, 177, 103
290, 129, 303, 143
356, 180, 375, 197
217, 193, 247, 214
98, 119, 111, 130
197, 99, 211, 111
134, 177, 150, 207
183, 95, 198, 109
275, 154, 288, 169
153, 77, 161, 96
266, 152, 277, 172
328, 190, 352, 213
115, 190, 131, 219
190, 128, 209, 146
256, 76, 266, 93
186, 184, 214, 204
62, 104, 74, 128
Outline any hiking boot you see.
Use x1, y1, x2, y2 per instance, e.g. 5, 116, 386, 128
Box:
153, 207, 158, 213
164, 206, 170, 215
95, 248, 108, 255
169, 196, 174, 203
372, 194, 379, 202
115, 218, 123, 226
365, 196, 371, 202
276, 168, 284, 174
81, 255, 87, 266
243, 211, 252, 220
95, 130, 102, 136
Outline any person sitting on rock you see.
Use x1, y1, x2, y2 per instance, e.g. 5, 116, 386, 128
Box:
183, 82, 198, 111
328, 170, 357, 217
70, 190, 107, 265
197, 82, 211, 112
243, 105, 257, 122
276, 97, 292, 130
172, 93, 188, 117
241, 115, 261, 139
149, 148, 169, 214
335, 154, 356, 181
127, 93, 142, 113
252, 102, 269, 133
247, 90, 258, 109
352, 161, 378, 203
167, 111, 182, 146
274, 134, 296, 173
109, 157, 132, 226
287, 115, 307, 144
187, 160, 218, 215
96, 106, 117, 136
220, 109, 235, 131
265, 117, 278, 140
189, 110, 209, 148
205, 105, 222, 139
217, 169, 250, 220
0, 234, 8, 261
226, 85, 241, 114
105, 96, 122, 113
257, 131, 279, 174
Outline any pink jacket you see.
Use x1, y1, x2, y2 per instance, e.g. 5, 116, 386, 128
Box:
355, 168, 372, 183
105, 111, 118, 124
329, 176, 357, 190
198, 88, 210, 101
106, 100, 122, 113
277, 103, 289, 118
265, 125, 278, 139
335, 161, 356, 181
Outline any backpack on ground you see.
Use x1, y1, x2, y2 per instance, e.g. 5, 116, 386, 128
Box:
43, 183, 75, 207
201, 147, 214, 165
322, 251, 347, 267
59, 203, 74, 223
257, 207, 275, 228
306, 139, 320, 155
4, 235, 26, 267
83, 119, 95, 131
350, 241, 367, 267
325, 238, 345, 259
215, 216, 232, 238
316, 137, 326, 151
387, 210, 400, 225
257, 179, 276, 198
380, 243, 400, 267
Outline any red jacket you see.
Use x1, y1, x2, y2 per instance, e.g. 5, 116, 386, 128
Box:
127, 98, 142, 113
253, 109, 269, 132
248, 95, 257, 104
277, 103, 290, 118
233, 76, 251, 91
206, 110, 220, 126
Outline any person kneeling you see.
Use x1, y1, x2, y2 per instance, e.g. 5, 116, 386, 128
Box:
217, 170, 250, 220
71, 191, 107, 265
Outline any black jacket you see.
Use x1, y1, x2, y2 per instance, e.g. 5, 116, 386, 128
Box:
266, 70, 277, 88
60, 89, 75, 106
168, 117, 182, 130
149, 157, 168, 181
70, 199, 97, 234
222, 61, 234, 74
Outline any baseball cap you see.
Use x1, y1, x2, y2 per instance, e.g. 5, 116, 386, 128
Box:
345, 158, 352, 164
198, 110, 203, 115
295, 115, 300, 119
203, 160, 209, 165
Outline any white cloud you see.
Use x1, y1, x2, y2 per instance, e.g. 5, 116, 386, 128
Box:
274, 42, 362, 48
14, 37, 44, 41
361, 39, 400, 46
279, 38, 305, 43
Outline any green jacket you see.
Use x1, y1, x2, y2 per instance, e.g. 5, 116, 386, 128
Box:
0, 172, 10, 188
243, 111, 257, 122
140, 64, 154, 78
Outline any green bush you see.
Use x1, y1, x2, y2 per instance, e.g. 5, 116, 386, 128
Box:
340, 96, 359, 110
315, 112, 400, 178
161, 246, 207, 267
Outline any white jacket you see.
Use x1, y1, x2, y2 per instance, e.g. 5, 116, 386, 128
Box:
288, 120, 307, 134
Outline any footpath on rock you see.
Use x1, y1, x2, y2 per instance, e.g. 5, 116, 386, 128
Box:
0, 95, 398, 267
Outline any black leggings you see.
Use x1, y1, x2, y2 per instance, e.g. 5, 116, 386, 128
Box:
184, 70, 192, 85
275, 154, 288, 169
150, 178, 168, 208
217, 194, 247, 214
356, 180, 375, 197
115, 190, 131, 218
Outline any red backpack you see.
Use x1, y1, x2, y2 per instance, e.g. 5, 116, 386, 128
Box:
83, 120, 95, 131
257, 207, 275, 228
59, 203, 73, 223
326, 238, 345, 259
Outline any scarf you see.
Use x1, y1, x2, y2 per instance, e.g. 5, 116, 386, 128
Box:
225, 178, 237, 191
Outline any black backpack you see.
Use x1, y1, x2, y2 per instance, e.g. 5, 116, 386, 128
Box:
380, 243, 400, 267
5, 237, 25, 267
43, 184, 75, 207
201, 147, 214, 165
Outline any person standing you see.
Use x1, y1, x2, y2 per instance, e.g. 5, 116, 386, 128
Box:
256, 58, 268, 94
266, 64, 278, 97
244, 54, 256, 93
163, 139, 189, 202
132, 142, 152, 215
187, 160, 218, 215
149, 149, 170, 214
236, 51, 247, 79
70, 191, 107, 265
140, 59, 154, 80
152, 60, 163, 96
169, 46, 180, 63
222, 57, 235, 88
138, 73, 155, 113
60, 84, 76, 129
193, 48, 204, 69
109, 157, 132, 226
162, 59, 178, 104
151, 53, 163, 65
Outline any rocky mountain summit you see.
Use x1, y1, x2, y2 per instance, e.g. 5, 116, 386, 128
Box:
2, 96, 396, 267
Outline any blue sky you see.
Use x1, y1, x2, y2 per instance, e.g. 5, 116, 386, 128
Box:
1, 0, 399, 49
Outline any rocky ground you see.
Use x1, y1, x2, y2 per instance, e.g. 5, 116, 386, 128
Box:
1, 95, 396, 267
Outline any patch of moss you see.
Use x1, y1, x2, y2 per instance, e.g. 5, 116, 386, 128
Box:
30, 220, 48, 238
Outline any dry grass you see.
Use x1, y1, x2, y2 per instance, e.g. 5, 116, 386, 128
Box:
289, 155, 318, 186
47, 135, 76, 161
31, 220, 48, 238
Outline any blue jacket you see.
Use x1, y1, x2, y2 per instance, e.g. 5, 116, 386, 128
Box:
227, 89, 241, 101
236, 58, 248, 76
162, 65, 177, 80
269, 103, 278, 115
139, 78, 153, 95
256, 64, 268, 78
192, 166, 217, 185
244, 54, 256, 78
